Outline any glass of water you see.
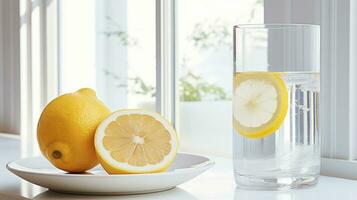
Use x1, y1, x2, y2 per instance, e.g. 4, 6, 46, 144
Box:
233, 24, 320, 190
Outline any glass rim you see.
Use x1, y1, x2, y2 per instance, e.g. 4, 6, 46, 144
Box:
234, 23, 320, 30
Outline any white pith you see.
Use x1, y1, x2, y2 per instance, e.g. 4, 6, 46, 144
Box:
132, 135, 144, 145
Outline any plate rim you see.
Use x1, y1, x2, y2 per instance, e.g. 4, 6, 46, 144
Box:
7, 152, 215, 178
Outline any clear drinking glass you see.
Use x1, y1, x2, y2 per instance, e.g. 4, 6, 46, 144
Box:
233, 24, 320, 190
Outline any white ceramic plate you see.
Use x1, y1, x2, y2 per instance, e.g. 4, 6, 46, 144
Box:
7, 153, 214, 195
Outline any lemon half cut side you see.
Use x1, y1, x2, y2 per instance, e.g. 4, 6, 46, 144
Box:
95, 109, 179, 174
233, 72, 288, 139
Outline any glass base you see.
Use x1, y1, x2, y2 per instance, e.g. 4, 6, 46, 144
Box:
234, 173, 319, 190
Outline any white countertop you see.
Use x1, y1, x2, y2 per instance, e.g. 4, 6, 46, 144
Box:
1, 134, 357, 200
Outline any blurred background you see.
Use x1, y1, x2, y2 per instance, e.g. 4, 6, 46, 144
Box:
1, 0, 356, 164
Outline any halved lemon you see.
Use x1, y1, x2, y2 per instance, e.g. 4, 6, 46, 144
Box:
95, 109, 179, 174
233, 72, 288, 139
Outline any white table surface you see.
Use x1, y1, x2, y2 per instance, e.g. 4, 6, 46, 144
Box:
1, 134, 357, 200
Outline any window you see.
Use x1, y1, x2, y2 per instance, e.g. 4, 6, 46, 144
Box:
58, 0, 263, 157
176, 0, 263, 156
60, 0, 156, 111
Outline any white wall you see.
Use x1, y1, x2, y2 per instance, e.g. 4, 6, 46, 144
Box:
0, 0, 20, 134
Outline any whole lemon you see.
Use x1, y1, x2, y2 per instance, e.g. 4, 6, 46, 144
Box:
37, 88, 111, 173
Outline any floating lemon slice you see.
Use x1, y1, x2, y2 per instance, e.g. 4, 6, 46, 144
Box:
233, 72, 288, 139
95, 109, 179, 174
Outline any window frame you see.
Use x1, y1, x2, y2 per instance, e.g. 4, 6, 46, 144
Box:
156, 0, 177, 125
19, 0, 59, 157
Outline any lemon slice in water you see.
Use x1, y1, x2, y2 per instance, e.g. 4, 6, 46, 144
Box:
233, 72, 288, 139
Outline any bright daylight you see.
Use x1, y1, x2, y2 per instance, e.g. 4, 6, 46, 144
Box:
1, 0, 357, 199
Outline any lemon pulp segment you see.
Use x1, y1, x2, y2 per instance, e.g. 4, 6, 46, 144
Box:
103, 114, 171, 166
